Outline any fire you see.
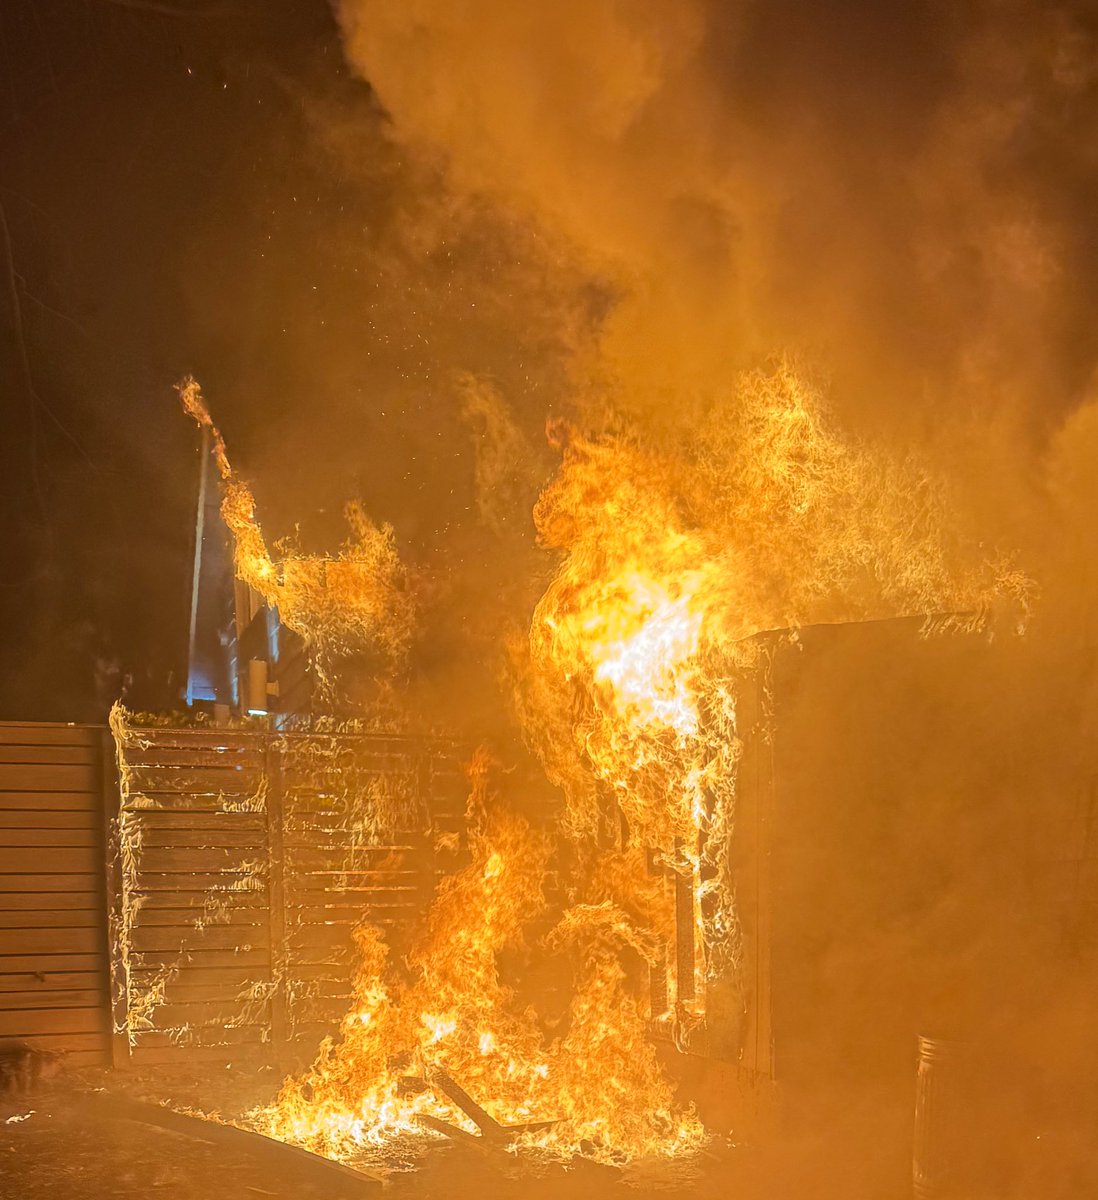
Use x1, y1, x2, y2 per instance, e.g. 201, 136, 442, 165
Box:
178, 376, 415, 691
182, 362, 1022, 1170
251, 749, 704, 1164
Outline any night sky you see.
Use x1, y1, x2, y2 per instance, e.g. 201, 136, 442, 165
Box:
0, 1, 571, 722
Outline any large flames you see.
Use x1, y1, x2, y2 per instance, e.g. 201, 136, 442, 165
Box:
182, 362, 1020, 1169
251, 749, 703, 1164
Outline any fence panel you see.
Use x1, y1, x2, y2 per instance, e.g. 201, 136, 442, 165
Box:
0, 722, 111, 1067
110, 723, 468, 1067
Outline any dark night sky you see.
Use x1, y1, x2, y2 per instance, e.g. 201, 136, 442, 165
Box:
0, 0, 572, 722
0, 2, 339, 719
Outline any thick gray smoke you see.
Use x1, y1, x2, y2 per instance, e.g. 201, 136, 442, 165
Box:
331, 0, 1098, 622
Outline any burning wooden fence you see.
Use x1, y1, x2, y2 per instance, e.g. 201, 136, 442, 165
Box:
108, 722, 469, 1067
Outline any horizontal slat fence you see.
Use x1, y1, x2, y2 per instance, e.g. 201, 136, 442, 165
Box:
111, 723, 469, 1067
0, 722, 111, 1066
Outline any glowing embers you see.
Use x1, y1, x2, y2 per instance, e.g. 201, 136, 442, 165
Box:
250, 752, 705, 1166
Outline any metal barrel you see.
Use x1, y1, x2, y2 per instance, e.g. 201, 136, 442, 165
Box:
913, 1036, 972, 1199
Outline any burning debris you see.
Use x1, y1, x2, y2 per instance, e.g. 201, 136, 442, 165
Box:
250, 747, 704, 1165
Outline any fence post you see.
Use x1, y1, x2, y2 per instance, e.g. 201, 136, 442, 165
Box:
100, 725, 130, 1068
266, 736, 288, 1061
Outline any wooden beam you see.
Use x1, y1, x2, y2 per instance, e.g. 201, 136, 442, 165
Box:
100, 726, 129, 1068
266, 739, 287, 1060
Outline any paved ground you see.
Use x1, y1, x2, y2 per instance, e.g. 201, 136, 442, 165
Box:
0, 1072, 893, 1200
3, 1065, 1090, 1199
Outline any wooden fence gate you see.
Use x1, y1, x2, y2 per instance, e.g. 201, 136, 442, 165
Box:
109, 722, 469, 1067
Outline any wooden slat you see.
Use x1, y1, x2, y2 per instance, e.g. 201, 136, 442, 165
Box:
130, 925, 270, 953
0, 909, 101, 929
0, 845, 99, 873
0, 873, 100, 892
133, 904, 267, 927
126, 1043, 266, 1065
129, 965, 266, 991
0, 829, 101, 847
0, 746, 97, 765
286, 868, 421, 884
286, 847, 414, 869
123, 767, 262, 795
0, 792, 98, 811
129, 1026, 265, 1049
4, 1032, 108, 1056
287, 903, 416, 924
0, 971, 104, 993
127, 811, 267, 831
284, 925, 358, 950
124, 720, 266, 739
136, 999, 271, 1030
0, 1006, 106, 1035
134, 847, 265, 873
140, 980, 267, 1004
0, 891, 101, 911
0, 989, 103, 1010
0, 953, 103, 973
0, 927, 103, 954
122, 745, 265, 768
0, 724, 98, 746
134, 828, 267, 850
0, 764, 97, 791
0, 810, 98, 830
129, 948, 268, 970
133, 872, 267, 892
128, 888, 267, 909
286, 883, 418, 897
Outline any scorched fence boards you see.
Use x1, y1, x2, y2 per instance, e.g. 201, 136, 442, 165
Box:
110, 725, 468, 1068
